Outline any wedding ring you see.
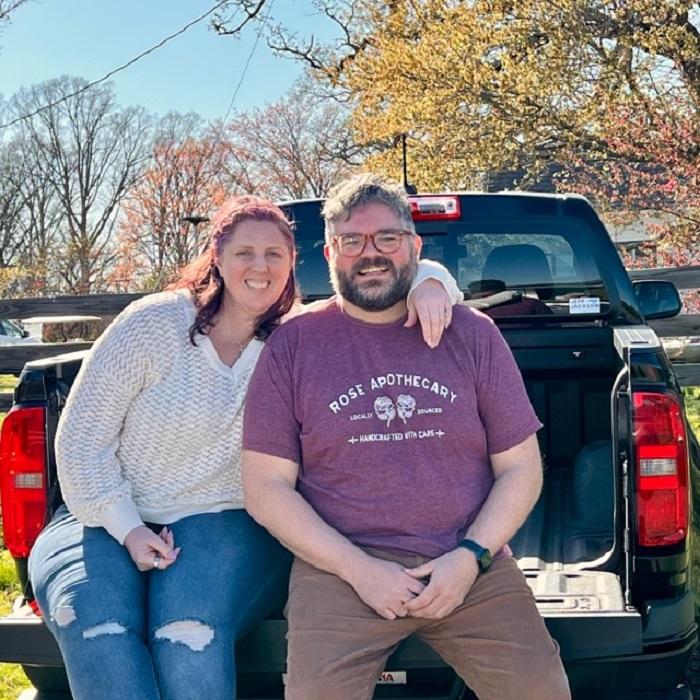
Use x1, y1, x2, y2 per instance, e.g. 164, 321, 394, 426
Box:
153, 554, 161, 570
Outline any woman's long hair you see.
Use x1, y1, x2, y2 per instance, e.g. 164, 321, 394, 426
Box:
168, 195, 298, 344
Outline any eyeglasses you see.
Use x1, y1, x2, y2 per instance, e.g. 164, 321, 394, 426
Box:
331, 230, 414, 257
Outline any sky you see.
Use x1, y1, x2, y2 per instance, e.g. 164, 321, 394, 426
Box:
0, 0, 334, 120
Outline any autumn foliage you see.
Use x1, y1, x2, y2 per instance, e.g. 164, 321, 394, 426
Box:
114, 116, 229, 290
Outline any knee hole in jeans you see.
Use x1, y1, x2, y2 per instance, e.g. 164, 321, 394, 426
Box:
52, 605, 77, 628
82, 622, 127, 639
154, 620, 214, 652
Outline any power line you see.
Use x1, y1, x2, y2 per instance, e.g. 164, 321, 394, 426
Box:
0, 0, 232, 131
219, 0, 274, 129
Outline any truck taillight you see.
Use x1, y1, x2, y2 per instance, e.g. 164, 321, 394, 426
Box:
0, 406, 47, 558
633, 392, 689, 547
408, 195, 461, 220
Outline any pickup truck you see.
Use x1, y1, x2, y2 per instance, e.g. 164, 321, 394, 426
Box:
1, 191, 698, 700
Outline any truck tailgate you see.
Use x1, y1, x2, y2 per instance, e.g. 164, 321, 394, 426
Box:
525, 570, 642, 659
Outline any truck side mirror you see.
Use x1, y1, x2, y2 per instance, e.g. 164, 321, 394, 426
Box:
633, 280, 682, 320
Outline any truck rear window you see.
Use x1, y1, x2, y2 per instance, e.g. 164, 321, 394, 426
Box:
423, 229, 610, 317
285, 201, 612, 318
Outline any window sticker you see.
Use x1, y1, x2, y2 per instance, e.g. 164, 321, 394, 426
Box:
569, 297, 601, 314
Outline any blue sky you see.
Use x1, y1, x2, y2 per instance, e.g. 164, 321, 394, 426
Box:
0, 0, 333, 119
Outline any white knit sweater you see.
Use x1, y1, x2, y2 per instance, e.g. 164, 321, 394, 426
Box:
55, 261, 461, 544
56, 290, 264, 544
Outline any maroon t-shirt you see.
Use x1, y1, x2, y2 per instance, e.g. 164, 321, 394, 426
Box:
243, 298, 542, 558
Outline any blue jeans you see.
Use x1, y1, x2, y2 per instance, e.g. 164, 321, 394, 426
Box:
29, 506, 292, 700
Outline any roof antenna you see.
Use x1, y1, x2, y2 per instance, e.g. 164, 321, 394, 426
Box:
401, 133, 417, 194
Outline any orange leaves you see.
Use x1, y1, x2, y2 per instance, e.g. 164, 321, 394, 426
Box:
115, 116, 228, 291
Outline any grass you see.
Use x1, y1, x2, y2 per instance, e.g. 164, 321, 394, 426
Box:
0, 376, 16, 393
0, 549, 30, 698
684, 387, 700, 647
0, 666, 29, 700
0, 550, 21, 614
685, 387, 700, 440
0, 548, 32, 699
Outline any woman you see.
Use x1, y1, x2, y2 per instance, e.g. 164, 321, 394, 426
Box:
28, 195, 459, 700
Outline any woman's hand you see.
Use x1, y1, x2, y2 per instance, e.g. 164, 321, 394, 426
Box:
124, 525, 180, 572
405, 278, 453, 348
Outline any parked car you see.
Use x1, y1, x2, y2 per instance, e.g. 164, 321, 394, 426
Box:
0, 318, 37, 345
663, 336, 700, 364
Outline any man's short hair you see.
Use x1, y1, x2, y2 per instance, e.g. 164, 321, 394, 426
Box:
322, 173, 415, 241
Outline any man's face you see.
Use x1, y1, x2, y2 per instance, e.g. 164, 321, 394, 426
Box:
324, 203, 422, 312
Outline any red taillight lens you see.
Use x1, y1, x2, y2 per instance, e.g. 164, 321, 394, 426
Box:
633, 392, 689, 547
0, 406, 47, 558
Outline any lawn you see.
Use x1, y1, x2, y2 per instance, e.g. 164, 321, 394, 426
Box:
0, 375, 16, 393
686, 387, 700, 438
0, 549, 29, 699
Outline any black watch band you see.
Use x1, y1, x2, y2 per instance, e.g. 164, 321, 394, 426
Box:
457, 538, 493, 572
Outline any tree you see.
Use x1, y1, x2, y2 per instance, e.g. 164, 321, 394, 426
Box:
11, 77, 151, 293
114, 80, 361, 290
560, 98, 699, 262
0, 131, 65, 295
0, 139, 25, 269
215, 1, 700, 273
557, 95, 700, 310
223, 79, 362, 200
263, 2, 698, 183
0, 0, 27, 21
0, 141, 28, 297
0, 0, 28, 36
115, 113, 228, 290
211, 0, 269, 35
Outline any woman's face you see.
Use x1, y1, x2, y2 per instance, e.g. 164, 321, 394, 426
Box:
217, 219, 293, 322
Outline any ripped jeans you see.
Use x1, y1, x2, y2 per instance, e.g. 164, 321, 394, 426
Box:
29, 506, 292, 700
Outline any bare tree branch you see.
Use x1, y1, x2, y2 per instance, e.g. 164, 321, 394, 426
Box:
0, 0, 28, 24
211, 0, 268, 35
11, 77, 152, 293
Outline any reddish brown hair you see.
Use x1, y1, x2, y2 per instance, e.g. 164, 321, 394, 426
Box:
169, 195, 298, 343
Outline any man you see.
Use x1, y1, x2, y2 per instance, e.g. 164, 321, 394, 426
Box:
242, 174, 570, 700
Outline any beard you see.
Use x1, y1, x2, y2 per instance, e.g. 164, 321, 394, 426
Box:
330, 251, 418, 311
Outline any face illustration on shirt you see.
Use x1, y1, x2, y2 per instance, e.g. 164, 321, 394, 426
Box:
324, 203, 422, 313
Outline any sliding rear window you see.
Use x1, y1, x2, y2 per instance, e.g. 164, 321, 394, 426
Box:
419, 222, 612, 318
283, 201, 615, 318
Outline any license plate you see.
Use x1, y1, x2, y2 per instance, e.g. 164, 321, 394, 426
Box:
283, 670, 407, 686
377, 671, 406, 685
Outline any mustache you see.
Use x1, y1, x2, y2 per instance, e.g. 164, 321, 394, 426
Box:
351, 256, 396, 276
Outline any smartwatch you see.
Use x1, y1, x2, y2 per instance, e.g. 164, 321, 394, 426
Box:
457, 538, 493, 572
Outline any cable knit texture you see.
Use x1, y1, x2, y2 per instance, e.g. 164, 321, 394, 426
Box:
55, 290, 263, 544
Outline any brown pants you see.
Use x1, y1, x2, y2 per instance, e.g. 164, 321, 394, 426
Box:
284, 550, 571, 700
